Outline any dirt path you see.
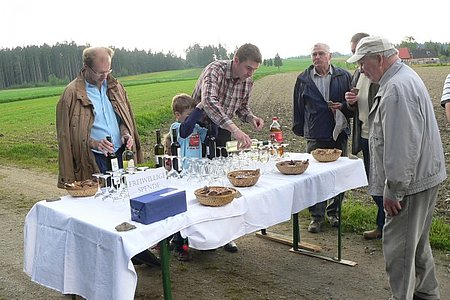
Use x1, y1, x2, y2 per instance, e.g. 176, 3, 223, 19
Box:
1, 70, 450, 299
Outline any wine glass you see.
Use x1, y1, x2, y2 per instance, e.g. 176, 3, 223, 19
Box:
91, 173, 103, 198
216, 146, 226, 160
166, 156, 179, 179
110, 170, 125, 202
258, 148, 271, 174
99, 173, 112, 201
280, 143, 290, 158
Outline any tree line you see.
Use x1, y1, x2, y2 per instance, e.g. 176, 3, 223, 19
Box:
0, 42, 236, 89
398, 37, 450, 57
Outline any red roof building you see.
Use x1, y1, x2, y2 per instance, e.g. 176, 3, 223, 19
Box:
398, 48, 411, 60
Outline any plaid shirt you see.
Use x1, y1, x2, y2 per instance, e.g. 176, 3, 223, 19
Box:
192, 60, 254, 128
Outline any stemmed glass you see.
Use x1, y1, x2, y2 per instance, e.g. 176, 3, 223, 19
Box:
92, 173, 103, 198
111, 170, 126, 202
99, 173, 112, 200
165, 155, 179, 179
280, 143, 290, 158
216, 146, 225, 160
258, 147, 271, 174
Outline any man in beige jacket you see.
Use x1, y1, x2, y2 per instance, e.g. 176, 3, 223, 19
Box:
348, 36, 446, 300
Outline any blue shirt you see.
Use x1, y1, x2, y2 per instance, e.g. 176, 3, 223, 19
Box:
170, 122, 207, 158
86, 80, 121, 152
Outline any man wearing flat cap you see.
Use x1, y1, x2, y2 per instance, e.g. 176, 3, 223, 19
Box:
348, 36, 446, 300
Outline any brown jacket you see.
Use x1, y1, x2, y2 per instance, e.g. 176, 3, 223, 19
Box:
56, 70, 143, 188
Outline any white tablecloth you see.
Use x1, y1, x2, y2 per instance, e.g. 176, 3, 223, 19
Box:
24, 153, 367, 300
182, 153, 368, 248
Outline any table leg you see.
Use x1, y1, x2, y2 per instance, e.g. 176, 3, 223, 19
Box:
293, 213, 299, 251
159, 238, 172, 300
337, 192, 343, 261
256, 213, 320, 252
256, 195, 356, 266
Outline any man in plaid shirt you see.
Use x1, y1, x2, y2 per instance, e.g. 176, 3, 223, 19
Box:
192, 43, 264, 252
193, 43, 264, 151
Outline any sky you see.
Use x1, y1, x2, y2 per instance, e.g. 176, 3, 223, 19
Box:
2, 0, 449, 59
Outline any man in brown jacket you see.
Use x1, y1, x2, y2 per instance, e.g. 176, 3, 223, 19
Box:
56, 46, 143, 189
56, 46, 160, 267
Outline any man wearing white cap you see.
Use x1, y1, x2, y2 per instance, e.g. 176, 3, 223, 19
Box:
347, 36, 446, 300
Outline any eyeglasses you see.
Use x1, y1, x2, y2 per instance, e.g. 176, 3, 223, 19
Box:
311, 51, 329, 57
87, 65, 112, 76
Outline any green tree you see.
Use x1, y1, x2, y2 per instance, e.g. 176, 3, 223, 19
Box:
399, 36, 419, 51
274, 53, 282, 70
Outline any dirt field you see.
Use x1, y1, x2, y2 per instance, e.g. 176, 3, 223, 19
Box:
1, 66, 450, 300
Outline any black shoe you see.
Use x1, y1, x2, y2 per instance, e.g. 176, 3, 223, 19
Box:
327, 215, 339, 228
131, 249, 161, 267
223, 241, 238, 253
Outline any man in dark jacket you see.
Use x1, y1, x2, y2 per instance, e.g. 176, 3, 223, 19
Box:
292, 43, 352, 233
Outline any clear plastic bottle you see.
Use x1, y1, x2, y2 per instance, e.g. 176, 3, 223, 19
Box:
269, 117, 283, 143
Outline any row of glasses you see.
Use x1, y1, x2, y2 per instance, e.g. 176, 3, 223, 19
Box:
91, 168, 133, 202
158, 142, 291, 186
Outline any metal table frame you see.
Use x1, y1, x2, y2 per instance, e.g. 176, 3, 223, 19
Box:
256, 192, 357, 266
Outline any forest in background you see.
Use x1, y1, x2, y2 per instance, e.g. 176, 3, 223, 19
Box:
1, 37, 449, 90
0, 42, 232, 89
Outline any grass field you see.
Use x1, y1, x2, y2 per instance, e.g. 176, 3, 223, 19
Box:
0, 58, 324, 170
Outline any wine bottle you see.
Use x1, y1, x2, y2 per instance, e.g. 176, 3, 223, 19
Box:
225, 139, 267, 153
154, 129, 164, 168
106, 136, 119, 172
170, 128, 181, 173
204, 122, 217, 159
207, 136, 217, 159
122, 146, 134, 170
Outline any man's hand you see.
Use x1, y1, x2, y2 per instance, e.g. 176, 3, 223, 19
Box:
384, 197, 402, 216
329, 101, 343, 112
250, 116, 264, 131
345, 90, 359, 106
232, 128, 252, 149
93, 138, 114, 156
122, 133, 133, 149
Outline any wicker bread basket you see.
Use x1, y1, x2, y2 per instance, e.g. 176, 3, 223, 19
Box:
276, 160, 309, 175
227, 169, 260, 187
64, 180, 98, 197
311, 148, 342, 162
194, 186, 238, 207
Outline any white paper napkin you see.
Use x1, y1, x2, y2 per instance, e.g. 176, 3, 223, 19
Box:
333, 110, 348, 141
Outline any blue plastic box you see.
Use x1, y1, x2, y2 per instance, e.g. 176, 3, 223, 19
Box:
129, 188, 187, 225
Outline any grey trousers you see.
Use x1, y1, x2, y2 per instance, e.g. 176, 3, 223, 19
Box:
383, 185, 440, 300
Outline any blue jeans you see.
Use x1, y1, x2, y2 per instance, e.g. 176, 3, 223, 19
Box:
361, 137, 385, 230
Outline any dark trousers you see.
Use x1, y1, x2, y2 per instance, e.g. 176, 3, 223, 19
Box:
216, 127, 232, 157
306, 134, 347, 221
360, 137, 385, 230
92, 146, 124, 174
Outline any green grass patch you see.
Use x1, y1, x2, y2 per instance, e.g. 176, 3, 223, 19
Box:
430, 216, 450, 251
341, 199, 378, 234
0, 143, 58, 171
